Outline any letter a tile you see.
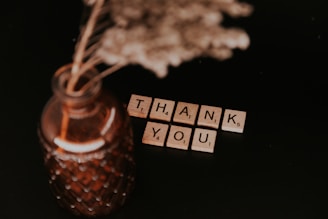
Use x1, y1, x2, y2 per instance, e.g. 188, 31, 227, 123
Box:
142, 122, 169, 147
173, 101, 199, 125
197, 105, 222, 129
221, 109, 247, 133
127, 94, 152, 118
166, 125, 192, 150
149, 98, 175, 122
191, 128, 217, 153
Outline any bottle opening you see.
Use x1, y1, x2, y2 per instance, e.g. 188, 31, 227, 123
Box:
52, 63, 102, 106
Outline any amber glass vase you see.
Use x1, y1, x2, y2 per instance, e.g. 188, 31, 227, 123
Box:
38, 64, 136, 217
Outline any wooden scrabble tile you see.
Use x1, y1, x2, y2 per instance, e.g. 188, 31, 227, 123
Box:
127, 94, 152, 118
142, 121, 169, 147
149, 98, 175, 122
191, 128, 217, 153
166, 125, 192, 150
221, 109, 247, 133
197, 105, 222, 129
173, 101, 199, 125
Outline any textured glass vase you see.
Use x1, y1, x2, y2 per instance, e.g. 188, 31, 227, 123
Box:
38, 63, 136, 217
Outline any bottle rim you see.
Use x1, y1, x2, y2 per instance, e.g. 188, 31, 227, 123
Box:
52, 63, 102, 106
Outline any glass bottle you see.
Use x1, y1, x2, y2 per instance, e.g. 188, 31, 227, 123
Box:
38, 63, 136, 217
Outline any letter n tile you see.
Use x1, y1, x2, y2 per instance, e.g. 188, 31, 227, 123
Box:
197, 105, 222, 129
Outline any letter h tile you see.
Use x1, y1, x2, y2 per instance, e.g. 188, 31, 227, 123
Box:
149, 98, 175, 122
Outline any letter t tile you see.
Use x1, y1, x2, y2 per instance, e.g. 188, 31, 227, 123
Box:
127, 94, 152, 118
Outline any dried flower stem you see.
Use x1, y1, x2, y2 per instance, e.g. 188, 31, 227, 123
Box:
67, 0, 105, 93
60, 106, 69, 139
79, 62, 124, 93
59, 0, 107, 141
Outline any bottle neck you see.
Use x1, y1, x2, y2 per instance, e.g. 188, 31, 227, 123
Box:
52, 63, 102, 109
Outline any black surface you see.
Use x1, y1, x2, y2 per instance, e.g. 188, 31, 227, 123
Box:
1, 0, 327, 218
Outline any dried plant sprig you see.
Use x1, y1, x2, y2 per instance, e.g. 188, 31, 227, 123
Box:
69, 0, 253, 92
67, 0, 113, 93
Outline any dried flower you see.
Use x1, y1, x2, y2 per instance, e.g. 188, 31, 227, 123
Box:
70, 0, 253, 92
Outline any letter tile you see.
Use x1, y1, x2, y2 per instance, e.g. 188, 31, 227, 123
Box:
221, 109, 247, 133
127, 94, 152, 118
173, 101, 199, 125
197, 105, 222, 129
191, 128, 217, 153
166, 125, 192, 150
149, 98, 175, 122
142, 121, 169, 147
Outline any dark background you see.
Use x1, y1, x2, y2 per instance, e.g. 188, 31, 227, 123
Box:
1, 0, 327, 218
